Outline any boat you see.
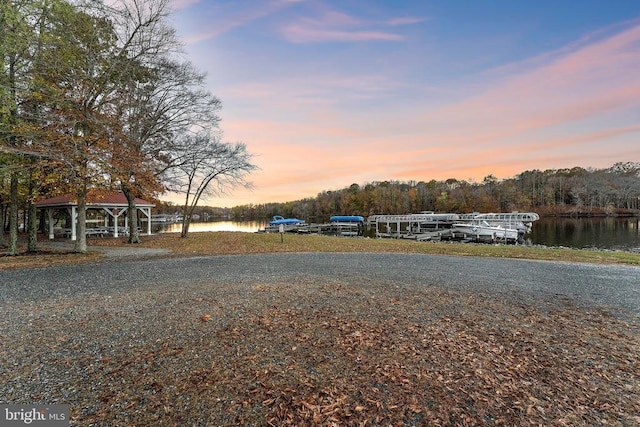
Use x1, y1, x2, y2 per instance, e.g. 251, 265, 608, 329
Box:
265, 215, 306, 233
150, 214, 183, 223
330, 215, 364, 237
269, 215, 305, 226
457, 212, 539, 233
451, 220, 519, 242
330, 215, 364, 224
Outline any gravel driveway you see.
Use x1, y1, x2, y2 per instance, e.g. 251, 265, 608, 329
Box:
2, 253, 639, 424
2, 253, 639, 319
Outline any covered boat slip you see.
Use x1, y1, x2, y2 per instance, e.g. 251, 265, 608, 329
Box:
368, 212, 460, 234
457, 212, 540, 233
263, 212, 538, 242
263, 215, 365, 236
368, 212, 538, 243
36, 192, 154, 241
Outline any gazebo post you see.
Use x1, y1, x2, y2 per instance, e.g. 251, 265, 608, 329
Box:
47, 208, 54, 240
145, 207, 152, 235
70, 206, 77, 241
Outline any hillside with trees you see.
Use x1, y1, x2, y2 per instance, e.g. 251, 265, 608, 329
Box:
230, 162, 640, 221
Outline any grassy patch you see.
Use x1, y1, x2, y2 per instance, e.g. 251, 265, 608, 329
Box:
2, 231, 639, 270
0, 248, 101, 270
102, 232, 640, 265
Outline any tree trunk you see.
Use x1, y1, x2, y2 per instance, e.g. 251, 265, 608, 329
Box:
8, 173, 19, 255
180, 196, 192, 238
73, 190, 88, 253
180, 216, 190, 238
38, 208, 46, 234
0, 195, 5, 247
123, 187, 141, 244
27, 201, 38, 253
27, 174, 38, 252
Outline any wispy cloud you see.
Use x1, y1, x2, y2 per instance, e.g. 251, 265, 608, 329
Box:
170, 0, 201, 12
180, 0, 303, 45
281, 25, 403, 43
179, 5, 640, 206
417, 21, 640, 148
280, 7, 404, 43
234, 20, 640, 203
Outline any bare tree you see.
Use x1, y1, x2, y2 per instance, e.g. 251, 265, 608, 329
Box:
111, 58, 221, 243
167, 132, 256, 237
76, 0, 223, 244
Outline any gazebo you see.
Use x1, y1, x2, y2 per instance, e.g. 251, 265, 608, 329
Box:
36, 191, 155, 240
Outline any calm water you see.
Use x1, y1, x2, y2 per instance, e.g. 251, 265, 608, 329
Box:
155, 220, 267, 234
529, 217, 640, 251
155, 217, 640, 251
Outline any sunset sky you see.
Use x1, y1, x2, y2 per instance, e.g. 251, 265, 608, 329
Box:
167, 0, 640, 208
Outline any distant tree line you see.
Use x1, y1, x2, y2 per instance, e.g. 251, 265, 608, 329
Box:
230, 163, 640, 221
153, 201, 231, 221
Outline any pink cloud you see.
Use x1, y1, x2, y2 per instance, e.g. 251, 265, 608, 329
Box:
281, 25, 403, 43
400, 22, 640, 159
200, 20, 640, 207
222, 117, 365, 145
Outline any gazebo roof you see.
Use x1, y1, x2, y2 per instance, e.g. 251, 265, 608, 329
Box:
36, 191, 155, 208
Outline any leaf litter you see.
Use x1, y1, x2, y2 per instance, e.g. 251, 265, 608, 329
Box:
3, 279, 634, 426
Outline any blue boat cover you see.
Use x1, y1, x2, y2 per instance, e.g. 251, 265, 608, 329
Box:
330, 215, 364, 223
269, 215, 305, 225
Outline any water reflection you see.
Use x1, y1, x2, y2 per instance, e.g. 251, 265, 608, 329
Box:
154, 220, 267, 234
530, 217, 640, 251
152, 217, 640, 251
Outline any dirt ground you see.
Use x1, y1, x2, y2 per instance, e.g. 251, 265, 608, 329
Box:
2, 273, 639, 426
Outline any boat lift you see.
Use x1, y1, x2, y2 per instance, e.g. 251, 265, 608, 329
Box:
367, 213, 460, 238
367, 212, 539, 240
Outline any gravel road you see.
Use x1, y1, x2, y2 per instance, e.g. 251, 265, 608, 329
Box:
2, 252, 639, 423
1, 253, 639, 319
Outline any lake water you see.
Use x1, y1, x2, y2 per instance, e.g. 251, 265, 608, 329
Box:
155, 217, 640, 251
155, 220, 268, 234
529, 217, 640, 251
